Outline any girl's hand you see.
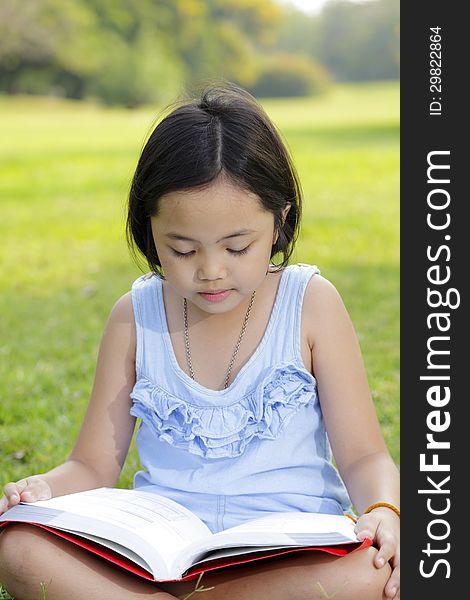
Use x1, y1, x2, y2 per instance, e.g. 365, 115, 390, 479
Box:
0, 476, 52, 515
355, 507, 400, 599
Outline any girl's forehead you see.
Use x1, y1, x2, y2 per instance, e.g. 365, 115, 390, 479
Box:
154, 181, 270, 229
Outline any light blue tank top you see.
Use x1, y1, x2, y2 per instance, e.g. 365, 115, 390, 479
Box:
129, 264, 354, 533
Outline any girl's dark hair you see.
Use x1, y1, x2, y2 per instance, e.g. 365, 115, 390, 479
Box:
126, 80, 302, 274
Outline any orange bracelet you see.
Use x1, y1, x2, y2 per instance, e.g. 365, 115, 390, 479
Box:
363, 502, 400, 518
344, 513, 358, 524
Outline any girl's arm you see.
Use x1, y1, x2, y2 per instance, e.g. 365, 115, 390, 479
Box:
1, 292, 137, 512
304, 274, 400, 597
304, 274, 399, 509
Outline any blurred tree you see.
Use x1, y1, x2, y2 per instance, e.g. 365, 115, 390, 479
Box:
0, 0, 284, 104
80, 0, 186, 106
168, 0, 283, 88
317, 0, 399, 81
0, 0, 99, 97
0, 0, 186, 105
275, 5, 321, 58
0, 0, 399, 104
274, 0, 399, 82
247, 51, 330, 98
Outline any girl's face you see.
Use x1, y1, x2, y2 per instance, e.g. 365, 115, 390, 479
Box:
151, 178, 280, 315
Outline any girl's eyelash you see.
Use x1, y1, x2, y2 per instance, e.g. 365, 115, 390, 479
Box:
228, 247, 249, 256
171, 247, 250, 259
171, 250, 194, 259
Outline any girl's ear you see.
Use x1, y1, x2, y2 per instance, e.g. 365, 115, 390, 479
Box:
281, 203, 292, 223
273, 203, 292, 245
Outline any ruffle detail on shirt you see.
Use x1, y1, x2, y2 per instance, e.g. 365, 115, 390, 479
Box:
129, 364, 317, 459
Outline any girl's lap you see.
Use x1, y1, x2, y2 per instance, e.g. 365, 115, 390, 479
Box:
160, 546, 390, 600
0, 524, 389, 600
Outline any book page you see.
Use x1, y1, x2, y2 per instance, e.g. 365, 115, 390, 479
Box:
52, 526, 155, 574
179, 512, 358, 574
191, 545, 291, 566
217, 512, 358, 543
1, 487, 212, 579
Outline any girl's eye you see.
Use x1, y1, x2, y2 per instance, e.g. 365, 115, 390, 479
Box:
171, 249, 195, 259
228, 246, 250, 256
171, 246, 250, 259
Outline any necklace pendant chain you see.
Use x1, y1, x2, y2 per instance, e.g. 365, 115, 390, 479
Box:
183, 291, 256, 390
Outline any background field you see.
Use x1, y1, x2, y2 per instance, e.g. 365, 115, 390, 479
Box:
0, 81, 399, 492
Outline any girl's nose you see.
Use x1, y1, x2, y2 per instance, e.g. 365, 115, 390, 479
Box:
197, 256, 227, 281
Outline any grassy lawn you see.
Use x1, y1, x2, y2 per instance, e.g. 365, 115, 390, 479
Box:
0, 79, 399, 513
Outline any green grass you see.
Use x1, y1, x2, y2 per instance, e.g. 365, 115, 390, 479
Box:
0, 586, 13, 600
0, 81, 399, 501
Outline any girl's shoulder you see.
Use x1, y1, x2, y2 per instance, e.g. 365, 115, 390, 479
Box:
300, 269, 351, 348
131, 271, 160, 290
105, 290, 136, 350
303, 269, 339, 300
110, 290, 135, 318
286, 262, 338, 303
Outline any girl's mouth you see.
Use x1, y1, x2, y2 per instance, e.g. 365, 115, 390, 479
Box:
198, 290, 232, 302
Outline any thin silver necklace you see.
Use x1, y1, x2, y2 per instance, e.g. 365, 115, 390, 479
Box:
183, 291, 256, 389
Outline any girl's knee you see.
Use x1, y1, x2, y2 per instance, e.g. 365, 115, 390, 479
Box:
1, 525, 24, 567
306, 547, 390, 600
346, 547, 391, 600
1, 524, 30, 568
0, 524, 45, 582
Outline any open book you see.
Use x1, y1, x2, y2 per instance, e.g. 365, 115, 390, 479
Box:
0, 487, 370, 582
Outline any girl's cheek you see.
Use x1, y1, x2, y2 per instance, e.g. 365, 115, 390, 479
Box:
161, 255, 188, 275
166, 266, 193, 290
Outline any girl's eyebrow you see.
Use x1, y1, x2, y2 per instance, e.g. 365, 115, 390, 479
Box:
164, 229, 256, 243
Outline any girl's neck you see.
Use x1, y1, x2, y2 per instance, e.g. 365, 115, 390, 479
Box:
162, 267, 285, 391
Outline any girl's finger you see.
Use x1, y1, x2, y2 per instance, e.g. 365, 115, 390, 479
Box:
374, 536, 397, 567
2, 477, 51, 509
0, 485, 22, 515
374, 520, 399, 566
384, 565, 400, 598
354, 515, 379, 541
356, 528, 374, 541
3, 482, 23, 503
20, 478, 51, 502
0, 495, 9, 514
14, 478, 30, 493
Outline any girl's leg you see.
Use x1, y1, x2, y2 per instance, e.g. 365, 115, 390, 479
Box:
160, 546, 392, 600
0, 525, 391, 600
0, 525, 176, 600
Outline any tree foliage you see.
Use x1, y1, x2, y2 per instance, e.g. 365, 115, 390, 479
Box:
0, 0, 399, 104
247, 52, 330, 98
277, 0, 399, 82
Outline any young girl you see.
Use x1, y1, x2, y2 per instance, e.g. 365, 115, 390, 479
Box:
0, 82, 400, 600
